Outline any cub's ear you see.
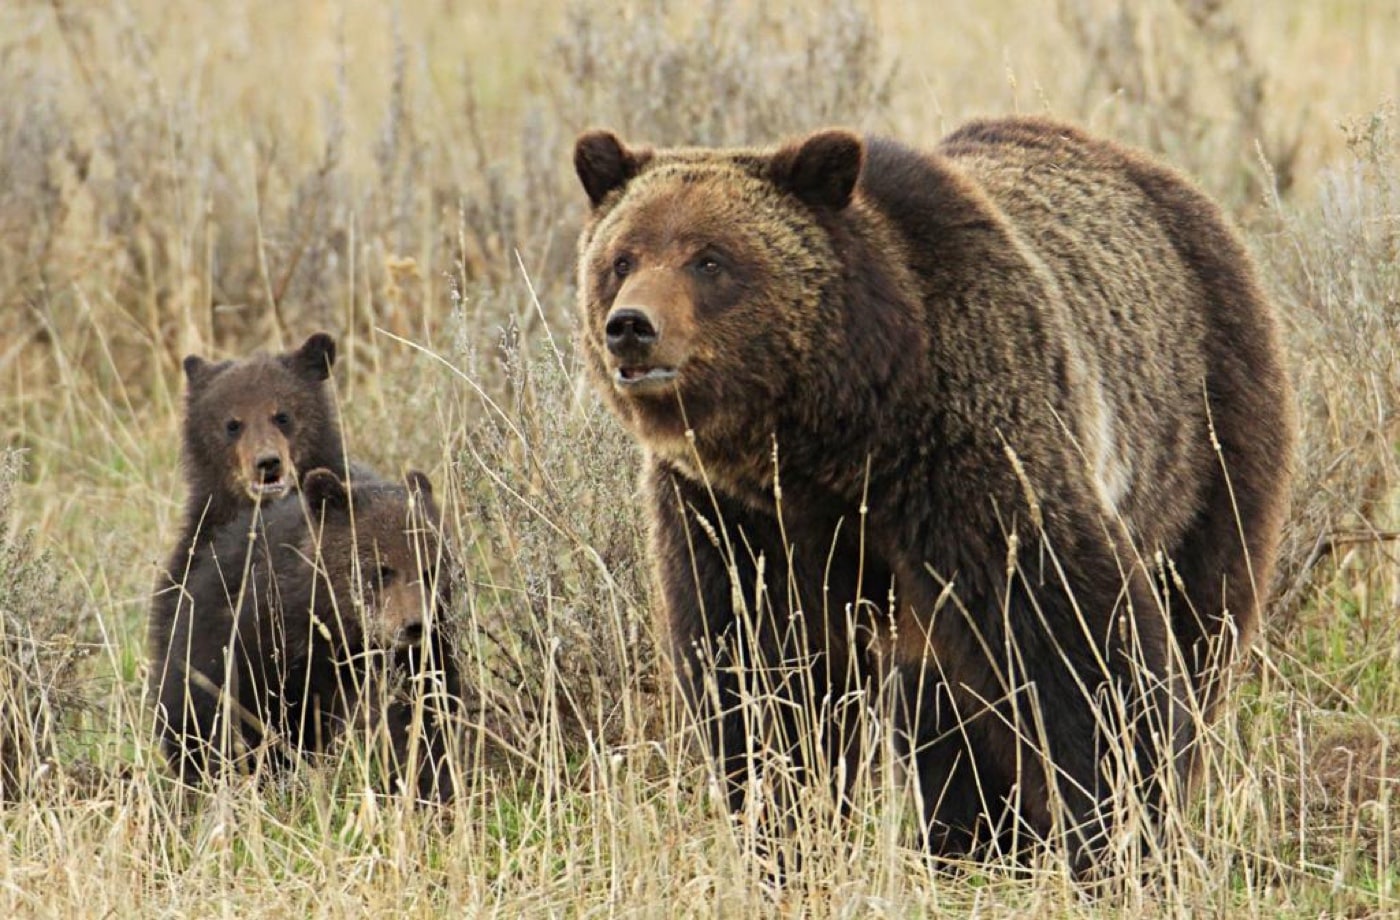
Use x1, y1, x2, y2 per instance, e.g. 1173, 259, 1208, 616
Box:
574, 130, 650, 207
303, 468, 350, 512
183, 355, 210, 386
405, 469, 434, 498
287, 332, 337, 382
182, 354, 228, 391
769, 129, 864, 211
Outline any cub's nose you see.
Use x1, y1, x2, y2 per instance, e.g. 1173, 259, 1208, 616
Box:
255, 454, 283, 483
604, 308, 658, 356
396, 621, 424, 647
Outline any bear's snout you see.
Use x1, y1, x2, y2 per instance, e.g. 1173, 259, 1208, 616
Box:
377, 577, 430, 650
238, 438, 294, 499
396, 620, 424, 647
604, 305, 683, 393
604, 308, 658, 356
387, 604, 425, 650
255, 453, 284, 484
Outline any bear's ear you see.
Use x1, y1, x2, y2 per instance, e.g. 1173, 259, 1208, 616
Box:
182, 354, 228, 391
288, 332, 337, 382
574, 130, 649, 207
405, 469, 434, 498
303, 468, 349, 512
183, 355, 210, 387
769, 129, 864, 211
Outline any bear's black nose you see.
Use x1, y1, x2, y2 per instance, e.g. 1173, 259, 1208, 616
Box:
605, 308, 658, 355
255, 454, 283, 483
397, 622, 424, 647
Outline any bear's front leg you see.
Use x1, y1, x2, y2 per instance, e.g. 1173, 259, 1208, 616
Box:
153, 596, 246, 784
651, 462, 859, 823
381, 630, 466, 803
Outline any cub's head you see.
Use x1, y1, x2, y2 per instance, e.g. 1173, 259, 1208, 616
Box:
301, 468, 452, 653
182, 333, 341, 506
573, 129, 864, 466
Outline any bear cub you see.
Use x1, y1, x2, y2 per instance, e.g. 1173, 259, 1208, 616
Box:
174, 332, 349, 555
151, 333, 361, 710
151, 468, 463, 802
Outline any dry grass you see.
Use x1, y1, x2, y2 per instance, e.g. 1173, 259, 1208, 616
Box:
2, 0, 1400, 915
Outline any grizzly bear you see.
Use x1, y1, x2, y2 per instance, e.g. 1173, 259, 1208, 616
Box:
150, 468, 463, 802
572, 116, 1294, 863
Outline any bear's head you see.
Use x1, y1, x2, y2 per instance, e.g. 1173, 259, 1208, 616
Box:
300, 468, 451, 653
182, 333, 340, 505
573, 129, 865, 477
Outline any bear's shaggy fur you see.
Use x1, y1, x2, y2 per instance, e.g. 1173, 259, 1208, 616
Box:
150, 469, 462, 802
573, 116, 1293, 861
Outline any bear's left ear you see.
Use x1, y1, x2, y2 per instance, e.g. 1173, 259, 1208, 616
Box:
303, 468, 350, 512
574, 130, 651, 207
287, 332, 337, 382
405, 469, 434, 498
769, 129, 864, 211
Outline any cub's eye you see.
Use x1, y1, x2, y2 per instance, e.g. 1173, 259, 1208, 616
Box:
225, 419, 242, 437
696, 255, 722, 276
272, 411, 291, 429
612, 255, 633, 278
375, 565, 397, 587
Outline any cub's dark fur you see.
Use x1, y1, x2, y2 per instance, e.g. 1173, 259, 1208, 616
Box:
151, 469, 462, 801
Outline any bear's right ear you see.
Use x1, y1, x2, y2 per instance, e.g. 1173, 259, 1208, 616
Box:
303, 468, 350, 512
769, 129, 864, 211
183, 355, 210, 386
574, 130, 649, 207
183, 355, 228, 391
288, 332, 337, 382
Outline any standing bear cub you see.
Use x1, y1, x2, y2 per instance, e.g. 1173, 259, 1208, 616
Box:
152, 333, 358, 688
151, 469, 463, 801
573, 116, 1293, 862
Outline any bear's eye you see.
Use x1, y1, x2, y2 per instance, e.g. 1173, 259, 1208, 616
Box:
695, 255, 723, 277
272, 411, 291, 429
225, 419, 242, 437
612, 255, 633, 278
375, 565, 396, 587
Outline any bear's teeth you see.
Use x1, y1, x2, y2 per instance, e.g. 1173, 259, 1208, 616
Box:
615, 366, 677, 387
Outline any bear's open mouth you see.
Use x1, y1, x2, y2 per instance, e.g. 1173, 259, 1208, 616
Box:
247, 480, 291, 500
614, 365, 678, 392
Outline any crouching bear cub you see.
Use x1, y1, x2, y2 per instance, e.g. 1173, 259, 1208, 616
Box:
151, 469, 463, 802
573, 116, 1294, 863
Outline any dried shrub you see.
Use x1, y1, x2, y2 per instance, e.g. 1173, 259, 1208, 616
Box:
1056, 0, 1304, 206
0, 451, 89, 798
1266, 106, 1400, 628
443, 297, 657, 758
551, 0, 894, 147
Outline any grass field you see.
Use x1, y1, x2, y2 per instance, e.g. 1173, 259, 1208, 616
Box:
3, 0, 1400, 915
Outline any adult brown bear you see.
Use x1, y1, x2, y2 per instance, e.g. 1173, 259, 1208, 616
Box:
572, 116, 1293, 862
